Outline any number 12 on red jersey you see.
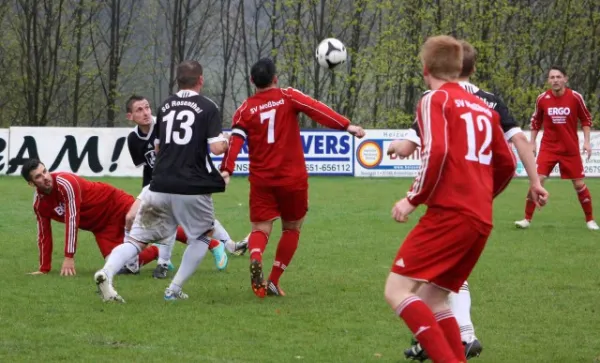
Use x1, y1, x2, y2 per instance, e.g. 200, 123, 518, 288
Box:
461, 112, 492, 165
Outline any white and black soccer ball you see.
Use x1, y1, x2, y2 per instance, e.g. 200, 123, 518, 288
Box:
315, 38, 347, 69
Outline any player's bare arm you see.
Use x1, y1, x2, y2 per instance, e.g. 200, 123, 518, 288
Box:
387, 139, 418, 158
582, 125, 592, 161
510, 132, 548, 207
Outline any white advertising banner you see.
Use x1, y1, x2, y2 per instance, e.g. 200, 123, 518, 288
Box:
6, 127, 141, 177
0, 128, 9, 175
354, 129, 421, 177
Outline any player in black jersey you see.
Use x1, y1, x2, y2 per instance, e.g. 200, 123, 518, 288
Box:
388, 40, 549, 361
124, 95, 248, 279
94, 61, 231, 302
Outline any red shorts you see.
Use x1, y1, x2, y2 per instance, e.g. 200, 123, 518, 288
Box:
249, 183, 308, 222
93, 194, 134, 257
536, 151, 584, 179
391, 209, 491, 293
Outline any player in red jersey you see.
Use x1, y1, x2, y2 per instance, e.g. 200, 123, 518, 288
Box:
220, 58, 365, 298
515, 66, 599, 230
22, 158, 160, 275
385, 35, 518, 363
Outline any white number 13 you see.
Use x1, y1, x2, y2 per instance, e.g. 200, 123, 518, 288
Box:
260, 109, 276, 144
460, 112, 492, 165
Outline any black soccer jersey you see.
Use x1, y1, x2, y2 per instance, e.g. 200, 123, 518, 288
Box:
150, 90, 226, 195
407, 81, 521, 145
127, 119, 158, 187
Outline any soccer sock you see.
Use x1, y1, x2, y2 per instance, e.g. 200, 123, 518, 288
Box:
169, 237, 209, 293
138, 245, 159, 266
249, 230, 269, 262
157, 233, 177, 265
268, 229, 300, 286
449, 282, 475, 342
524, 190, 536, 221
212, 219, 231, 242
396, 296, 460, 363
435, 310, 466, 361
576, 185, 594, 222
224, 240, 237, 254
175, 226, 188, 244
103, 242, 141, 279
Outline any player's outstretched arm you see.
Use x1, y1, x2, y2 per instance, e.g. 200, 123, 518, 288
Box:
56, 175, 82, 276
511, 132, 540, 184
285, 87, 351, 131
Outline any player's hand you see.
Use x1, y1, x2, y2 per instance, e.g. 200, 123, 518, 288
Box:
60, 257, 76, 276
583, 142, 592, 161
529, 183, 549, 209
347, 125, 365, 139
220, 171, 231, 185
391, 198, 416, 223
387, 140, 404, 158
27, 271, 47, 275
221, 132, 231, 141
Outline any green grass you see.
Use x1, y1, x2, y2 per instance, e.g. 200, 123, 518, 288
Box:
1, 176, 599, 363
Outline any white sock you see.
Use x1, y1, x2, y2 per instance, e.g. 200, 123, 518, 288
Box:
103, 243, 141, 280
213, 219, 235, 253
156, 233, 177, 265
169, 236, 209, 292
224, 240, 236, 253
449, 281, 476, 342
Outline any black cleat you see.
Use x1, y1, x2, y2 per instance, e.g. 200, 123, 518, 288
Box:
404, 341, 428, 361
232, 240, 248, 256
266, 280, 286, 297
152, 263, 169, 279
464, 339, 483, 359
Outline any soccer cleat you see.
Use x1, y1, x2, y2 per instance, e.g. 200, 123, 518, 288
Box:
94, 270, 125, 303
232, 239, 249, 256
266, 280, 286, 297
403, 341, 428, 361
587, 220, 599, 230
153, 263, 169, 279
250, 259, 266, 298
514, 219, 531, 229
464, 338, 483, 359
167, 261, 176, 271
211, 242, 228, 271
164, 288, 189, 301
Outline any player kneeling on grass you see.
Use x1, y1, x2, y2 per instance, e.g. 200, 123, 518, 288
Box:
384, 35, 530, 363
94, 60, 229, 302
219, 58, 365, 298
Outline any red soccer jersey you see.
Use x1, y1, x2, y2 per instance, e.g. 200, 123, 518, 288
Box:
33, 172, 133, 272
530, 88, 593, 155
407, 83, 516, 228
220, 87, 350, 186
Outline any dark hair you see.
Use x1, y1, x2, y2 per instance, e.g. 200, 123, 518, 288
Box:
125, 94, 147, 113
177, 60, 203, 89
459, 40, 477, 78
21, 158, 43, 182
251, 58, 276, 89
549, 65, 567, 77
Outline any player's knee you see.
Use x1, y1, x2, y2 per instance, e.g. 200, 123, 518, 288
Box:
573, 179, 585, 190
251, 221, 274, 235
282, 218, 304, 231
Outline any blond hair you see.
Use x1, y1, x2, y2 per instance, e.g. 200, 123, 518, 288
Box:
420, 35, 463, 81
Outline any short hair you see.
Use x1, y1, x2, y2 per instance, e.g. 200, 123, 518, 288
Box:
125, 94, 147, 113
459, 40, 477, 78
177, 60, 203, 89
250, 58, 276, 89
21, 158, 43, 182
420, 35, 463, 81
549, 65, 567, 77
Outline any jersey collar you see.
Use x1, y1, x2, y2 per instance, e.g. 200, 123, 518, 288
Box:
133, 116, 155, 141
459, 81, 480, 93
176, 90, 199, 98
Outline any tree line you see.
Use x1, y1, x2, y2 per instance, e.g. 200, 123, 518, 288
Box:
0, 0, 598, 129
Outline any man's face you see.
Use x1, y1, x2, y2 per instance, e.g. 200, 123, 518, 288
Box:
548, 70, 567, 93
29, 164, 53, 192
127, 99, 152, 126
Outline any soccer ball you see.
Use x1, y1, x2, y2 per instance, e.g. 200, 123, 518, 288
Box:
315, 38, 347, 69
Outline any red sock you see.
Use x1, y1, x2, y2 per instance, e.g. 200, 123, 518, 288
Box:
249, 230, 269, 262
268, 229, 300, 286
208, 239, 220, 250
577, 185, 594, 222
175, 226, 188, 244
524, 191, 536, 221
435, 310, 465, 361
138, 245, 159, 266
396, 296, 461, 363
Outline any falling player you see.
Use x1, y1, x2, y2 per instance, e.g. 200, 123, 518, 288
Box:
94, 60, 229, 302
220, 58, 365, 298
387, 40, 549, 360
125, 95, 247, 279
22, 159, 160, 276
515, 66, 599, 230
385, 35, 519, 363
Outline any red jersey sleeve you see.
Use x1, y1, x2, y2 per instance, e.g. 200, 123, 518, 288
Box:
490, 113, 517, 197
529, 93, 545, 131
55, 174, 82, 258
220, 101, 248, 175
407, 90, 449, 206
33, 192, 53, 273
573, 91, 593, 128
283, 88, 350, 130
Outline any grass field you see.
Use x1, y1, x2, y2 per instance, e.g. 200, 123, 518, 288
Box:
0, 176, 599, 363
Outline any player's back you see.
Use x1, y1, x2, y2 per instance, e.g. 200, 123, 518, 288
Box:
411, 83, 509, 227
235, 88, 307, 186
151, 90, 226, 195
